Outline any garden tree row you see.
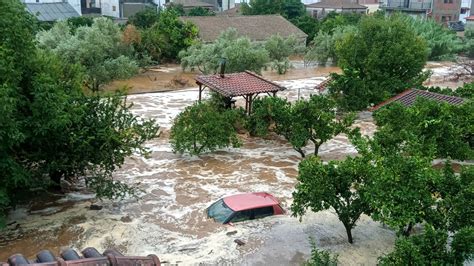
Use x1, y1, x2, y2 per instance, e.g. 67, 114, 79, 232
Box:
170, 94, 355, 157
0, 0, 159, 226
247, 96, 356, 157
179, 28, 304, 75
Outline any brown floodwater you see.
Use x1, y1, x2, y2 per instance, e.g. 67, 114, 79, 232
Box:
0, 61, 467, 265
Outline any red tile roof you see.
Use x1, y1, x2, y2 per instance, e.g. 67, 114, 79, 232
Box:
315, 76, 332, 93
369, 89, 465, 111
196, 71, 286, 97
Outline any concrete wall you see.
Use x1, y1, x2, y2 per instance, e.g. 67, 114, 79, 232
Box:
432, 0, 462, 22
100, 0, 120, 17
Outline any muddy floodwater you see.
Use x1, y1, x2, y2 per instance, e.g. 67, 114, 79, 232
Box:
0, 62, 465, 265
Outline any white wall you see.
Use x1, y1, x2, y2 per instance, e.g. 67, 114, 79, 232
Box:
99, 0, 120, 17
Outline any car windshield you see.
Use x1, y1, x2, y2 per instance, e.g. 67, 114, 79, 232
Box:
207, 199, 234, 223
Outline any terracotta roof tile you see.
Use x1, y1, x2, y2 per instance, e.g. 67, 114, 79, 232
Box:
196, 71, 286, 97
370, 89, 465, 111
315, 77, 333, 92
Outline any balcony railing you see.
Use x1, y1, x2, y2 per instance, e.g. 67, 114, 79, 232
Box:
381, 0, 432, 10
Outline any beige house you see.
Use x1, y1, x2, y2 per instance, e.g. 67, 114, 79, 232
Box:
180, 15, 308, 44
306, 0, 368, 19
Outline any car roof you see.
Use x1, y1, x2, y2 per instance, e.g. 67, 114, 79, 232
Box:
223, 192, 280, 211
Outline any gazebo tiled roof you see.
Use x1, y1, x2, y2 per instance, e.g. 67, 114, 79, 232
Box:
196, 70, 285, 97
370, 89, 466, 111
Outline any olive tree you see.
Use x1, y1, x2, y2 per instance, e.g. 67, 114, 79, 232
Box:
37, 18, 139, 91
292, 156, 374, 243
264, 34, 304, 74
180, 28, 269, 74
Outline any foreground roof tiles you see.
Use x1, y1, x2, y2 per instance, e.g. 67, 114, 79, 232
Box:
196, 71, 286, 97
25, 2, 80, 22
180, 15, 308, 42
370, 89, 466, 111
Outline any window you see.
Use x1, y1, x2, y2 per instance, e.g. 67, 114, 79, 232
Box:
253, 206, 274, 219
443, 0, 453, 3
112, 5, 116, 11
442, 15, 452, 22
230, 210, 253, 223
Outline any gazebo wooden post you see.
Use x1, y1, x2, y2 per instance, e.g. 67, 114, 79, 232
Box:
198, 84, 202, 102
244, 95, 249, 114
273, 91, 277, 97
248, 94, 254, 115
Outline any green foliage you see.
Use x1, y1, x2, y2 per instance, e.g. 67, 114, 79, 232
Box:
0, 0, 159, 225
320, 12, 362, 33
37, 18, 139, 91
464, 25, 474, 58
304, 239, 339, 266
188, 7, 215, 16
246, 96, 289, 137
330, 15, 428, 111
378, 226, 474, 265
67, 16, 94, 31
401, 16, 462, 60
421, 82, 474, 99
240, 0, 304, 19
289, 15, 320, 44
249, 95, 355, 157
128, 7, 160, 29
170, 102, 243, 155
373, 99, 474, 160
166, 3, 186, 16
265, 35, 304, 74
152, 9, 198, 61
180, 28, 269, 74
292, 156, 374, 243
304, 26, 356, 65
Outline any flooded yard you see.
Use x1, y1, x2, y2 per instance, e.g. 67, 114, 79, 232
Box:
0, 61, 466, 265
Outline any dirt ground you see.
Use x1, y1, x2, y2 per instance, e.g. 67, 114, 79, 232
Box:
0, 61, 468, 265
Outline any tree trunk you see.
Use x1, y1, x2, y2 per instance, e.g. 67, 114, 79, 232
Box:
403, 222, 414, 236
344, 223, 354, 244
314, 143, 320, 156
295, 148, 305, 158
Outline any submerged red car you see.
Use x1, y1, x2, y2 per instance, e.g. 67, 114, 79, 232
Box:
207, 192, 284, 224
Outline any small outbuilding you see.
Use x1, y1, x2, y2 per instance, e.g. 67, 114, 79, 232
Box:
369, 89, 466, 111
195, 71, 286, 115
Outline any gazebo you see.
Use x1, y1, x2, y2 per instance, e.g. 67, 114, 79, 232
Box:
195, 70, 286, 115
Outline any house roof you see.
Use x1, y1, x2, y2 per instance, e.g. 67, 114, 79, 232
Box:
223, 192, 280, 211
25, 2, 80, 22
369, 89, 466, 111
466, 15, 474, 20
196, 71, 286, 97
180, 15, 308, 42
306, 0, 368, 9
166, 0, 215, 8
315, 76, 333, 93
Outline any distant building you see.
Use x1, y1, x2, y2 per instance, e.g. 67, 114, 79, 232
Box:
180, 15, 308, 44
460, 0, 474, 22
23, 1, 81, 21
305, 0, 368, 19
166, 0, 235, 11
380, 0, 462, 23
81, 0, 157, 18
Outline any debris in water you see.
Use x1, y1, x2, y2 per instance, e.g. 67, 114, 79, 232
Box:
226, 231, 237, 236
120, 216, 132, 223
89, 204, 102, 210
234, 239, 245, 246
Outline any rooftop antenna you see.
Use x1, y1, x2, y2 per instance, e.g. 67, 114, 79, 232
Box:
219, 58, 227, 78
